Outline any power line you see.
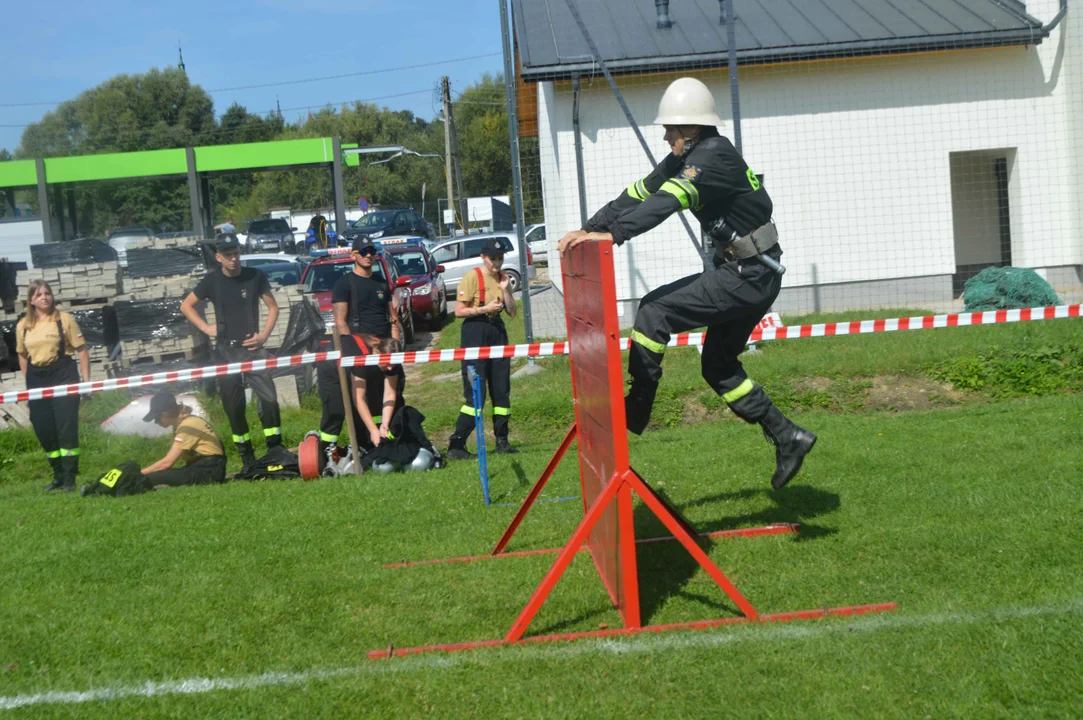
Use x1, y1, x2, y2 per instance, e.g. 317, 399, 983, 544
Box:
205, 53, 502, 93
0, 52, 502, 109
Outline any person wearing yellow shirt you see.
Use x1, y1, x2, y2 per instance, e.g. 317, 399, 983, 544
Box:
139, 392, 227, 488
15, 280, 90, 492
446, 238, 518, 459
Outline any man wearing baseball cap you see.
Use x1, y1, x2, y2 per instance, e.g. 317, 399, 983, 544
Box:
138, 392, 227, 488
447, 237, 518, 459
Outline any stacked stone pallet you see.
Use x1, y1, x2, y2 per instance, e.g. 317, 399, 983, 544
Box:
127, 236, 211, 250
15, 262, 122, 310
118, 335, 208, 363
115, 270, 205, 301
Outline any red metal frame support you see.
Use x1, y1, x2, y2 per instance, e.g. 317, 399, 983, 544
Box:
492, 423, 578, 555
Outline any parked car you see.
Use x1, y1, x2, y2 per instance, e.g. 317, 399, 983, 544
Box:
106, 226, 154, 267
246, 218, 297, 253
343, 208, 432, 244
255, 261, 303, 286
155, 230, 200, 240
241, 252, 295, 267
383, 240, 448, 329
524, 223, 547, 264
300, 246, 415, 345
429, 233, 535, 296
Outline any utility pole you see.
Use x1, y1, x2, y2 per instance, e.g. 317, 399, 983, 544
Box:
442, 77, 456, 234
447, 84, 468, 231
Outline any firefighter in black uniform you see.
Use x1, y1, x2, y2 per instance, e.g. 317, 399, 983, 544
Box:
180, 235, 284, 470
16, 280, 91, 491
314, 239, 402, 462
447, 238, 518, 459
558, 77, 816, 490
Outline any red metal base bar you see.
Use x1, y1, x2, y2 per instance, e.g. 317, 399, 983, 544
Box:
383, 523, 799, 569
367, 602, 898, 659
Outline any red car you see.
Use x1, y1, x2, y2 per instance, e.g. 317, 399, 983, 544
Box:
383, 241, 448, 329
300, 247, 415, 345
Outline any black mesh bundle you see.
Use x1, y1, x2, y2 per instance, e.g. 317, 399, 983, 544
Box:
125, 247, 205, 278
30, 239, 117, 268
114, 299, 192, 340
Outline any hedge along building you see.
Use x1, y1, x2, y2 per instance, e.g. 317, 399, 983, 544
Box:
513, 0, 1080, 318
0, 136, 364, 255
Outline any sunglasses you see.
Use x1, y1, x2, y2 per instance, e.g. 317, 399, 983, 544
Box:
355, 248, 377, 257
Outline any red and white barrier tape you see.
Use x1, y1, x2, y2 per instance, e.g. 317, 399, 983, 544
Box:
3, 304, 1079, 404
0, 352, 338, 404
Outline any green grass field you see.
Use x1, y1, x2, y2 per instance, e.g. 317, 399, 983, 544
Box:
1, 313, 1081, 717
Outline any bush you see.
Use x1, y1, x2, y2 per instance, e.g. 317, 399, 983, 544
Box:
927, 344, 1083, 398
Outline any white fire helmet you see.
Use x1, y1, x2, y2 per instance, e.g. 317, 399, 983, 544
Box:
654, 77, 723, 127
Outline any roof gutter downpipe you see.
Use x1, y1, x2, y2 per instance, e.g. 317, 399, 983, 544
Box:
1044, 0, 1067, 33
655, 0, 673, 29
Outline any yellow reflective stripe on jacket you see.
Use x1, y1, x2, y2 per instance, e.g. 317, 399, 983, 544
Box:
659, 180, 691, 209
626, 178, 649, 202
722, 379, 755, 403
460, 404, 481, 417
631, 330, 667, 354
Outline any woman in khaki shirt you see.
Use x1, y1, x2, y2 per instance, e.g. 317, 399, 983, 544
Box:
15, 280, 90, 492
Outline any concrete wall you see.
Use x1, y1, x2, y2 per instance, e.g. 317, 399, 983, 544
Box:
537, 0, 1081, 311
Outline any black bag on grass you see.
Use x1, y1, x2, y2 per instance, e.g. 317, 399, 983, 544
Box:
81, 461, 150, 497
233, 445, 302, 480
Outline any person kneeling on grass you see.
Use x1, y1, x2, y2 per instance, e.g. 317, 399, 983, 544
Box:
138, 392, 227, 488
81, 393, 227, 497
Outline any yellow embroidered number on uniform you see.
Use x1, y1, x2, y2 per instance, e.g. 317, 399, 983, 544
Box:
746, 168, 761, 191
267, 464, 284, 472
100, 468, 122, 488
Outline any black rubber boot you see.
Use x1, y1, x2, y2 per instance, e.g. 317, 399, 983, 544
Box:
236, 441, 257, 472
54, 455, 77, 493
624, 380, 658, 435
760, 407, 817, 489
494, 437, 518, 455
43, 457, 64, 491
446, 438, 476, 461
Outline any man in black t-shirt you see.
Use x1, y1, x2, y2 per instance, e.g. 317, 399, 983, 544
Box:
313, 240, 403, 455
180, 235, 284, 469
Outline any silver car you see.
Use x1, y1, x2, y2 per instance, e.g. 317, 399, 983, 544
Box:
429, 233, 536, 296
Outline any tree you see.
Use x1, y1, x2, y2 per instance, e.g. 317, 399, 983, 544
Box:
14, 68, 216, 235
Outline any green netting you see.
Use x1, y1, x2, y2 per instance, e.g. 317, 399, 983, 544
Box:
962, 266, 1061, 312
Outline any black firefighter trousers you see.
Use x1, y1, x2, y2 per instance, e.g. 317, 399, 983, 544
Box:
215, 345, 283, 452
450, 317, 511, 446
629, 248, 783, 425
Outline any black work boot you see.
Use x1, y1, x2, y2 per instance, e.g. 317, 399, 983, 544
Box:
236, 442, 257, 472
43, 456, 64, 491
624, 380, 658, 436
760, 407, 817, 489
55, 456, 78, 493
446, 438, 476, 461
494, 437, 518, 454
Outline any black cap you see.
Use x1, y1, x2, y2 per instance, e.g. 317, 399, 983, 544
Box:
480, 238, 505, 257
351, 237, 377, 253
215, 233, 241, 252
143, 392, 179, 423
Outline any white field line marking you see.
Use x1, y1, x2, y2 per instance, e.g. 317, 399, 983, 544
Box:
1, 600, 1080, 711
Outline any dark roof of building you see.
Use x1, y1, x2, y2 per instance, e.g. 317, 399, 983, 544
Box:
512, 0, 1051, 80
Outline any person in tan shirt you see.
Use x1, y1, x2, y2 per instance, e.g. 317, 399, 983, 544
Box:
140, 392, 227, 488
446, 238, 519, 459
15, 279, 90, 492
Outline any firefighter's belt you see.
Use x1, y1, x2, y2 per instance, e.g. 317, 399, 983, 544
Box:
720, 221, 778, 261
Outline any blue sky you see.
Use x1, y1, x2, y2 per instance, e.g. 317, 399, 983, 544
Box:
0, 0, 507, 153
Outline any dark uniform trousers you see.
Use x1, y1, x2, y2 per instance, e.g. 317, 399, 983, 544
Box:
27, 356, 81, 479
630, 247, 783, 423
450, 317, 511, 445
143, 456, 227, 488
215, 345, 282, 452
315, 334, 387, 451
